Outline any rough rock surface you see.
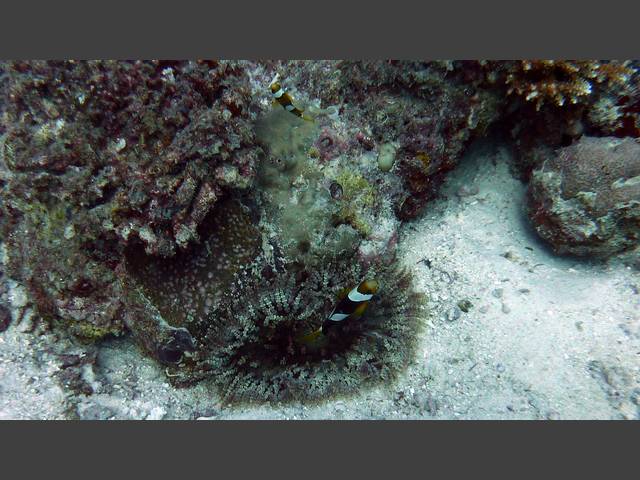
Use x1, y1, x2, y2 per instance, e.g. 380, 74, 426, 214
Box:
0, 60, 264, 343
527, 136, 640, 258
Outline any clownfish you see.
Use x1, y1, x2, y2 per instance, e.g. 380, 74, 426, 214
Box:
270, 78, 314, 122
299, 279, 380, 345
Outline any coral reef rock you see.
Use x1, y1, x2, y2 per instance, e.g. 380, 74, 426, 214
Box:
527, 136, 640, 258
263, 61, 503, 219
0, 60, 264, 341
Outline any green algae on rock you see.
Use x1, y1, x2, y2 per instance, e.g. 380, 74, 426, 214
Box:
331, 170, 379, 237
2, 196, 128, 341
255, 109, 364, 266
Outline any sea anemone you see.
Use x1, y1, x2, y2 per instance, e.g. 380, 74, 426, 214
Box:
203, 259, 425, 403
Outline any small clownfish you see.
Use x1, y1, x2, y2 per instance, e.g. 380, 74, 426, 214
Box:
299, 279, 380, 345
270, 79, 314, 122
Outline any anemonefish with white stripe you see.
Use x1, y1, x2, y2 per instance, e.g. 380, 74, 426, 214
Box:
270, 78, 314, 122
299, 279, 380, 345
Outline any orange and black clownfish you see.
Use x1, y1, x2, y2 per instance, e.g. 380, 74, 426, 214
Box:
299, 279, 380, 345
270, 80, 314, 122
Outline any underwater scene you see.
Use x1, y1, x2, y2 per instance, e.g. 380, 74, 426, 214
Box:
0, 60, 638, 420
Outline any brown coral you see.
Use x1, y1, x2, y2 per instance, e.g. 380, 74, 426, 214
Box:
504, 60, 634, 111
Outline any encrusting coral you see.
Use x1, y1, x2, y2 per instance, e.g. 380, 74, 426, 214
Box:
527, 136, 640, 258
